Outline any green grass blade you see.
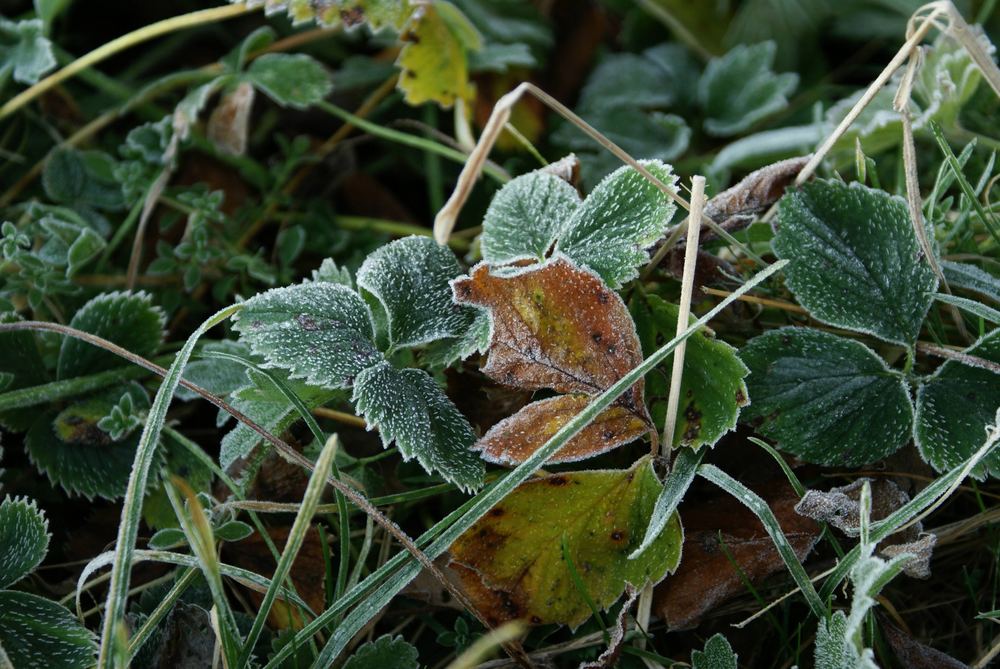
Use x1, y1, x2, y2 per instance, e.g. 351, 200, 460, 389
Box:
933, 292, 1000, 323
629, 446, 704, 559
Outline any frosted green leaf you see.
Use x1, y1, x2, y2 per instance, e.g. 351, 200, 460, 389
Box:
0, 496, 49, 588
481, 171, 581, 265
343, 635, 419, 669
176, 341, 252, 401
57, 291, 165, 380
234, 281, 382, 389
36, 215, 106, 276
915, 32, 991, 127
638, 295, 749, 449
741, 328, 913, 467
692, 634, 738, 669
352, 361, 484, 491
310, 257, 353, 288
556, 160, 677, 288
246, 53, 332, 109
942, 260, 1000, 305
0, 18, 56, 85
0, 311, 49, 431
915, 329, 1000, 479
357, 236, 474, 349
0, 591, 96, 669
421, 309, 490, 369
774, 180, 938, 345
814, 611, 855, 669
698, 41, 798, 137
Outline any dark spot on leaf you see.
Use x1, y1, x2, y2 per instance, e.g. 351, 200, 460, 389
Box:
548, 475, 570, 486
402, 30, 420, 43
781, 334, 792, 346
489, 507, 505, 518
405, 70, 417, 79
251, 319, 263, 328
530, 615, 542, 624
296, 314, 319, 331
735, 388, 747, 405
339, 7, 364, 25
596, 291, 609, 304
591, 332, 603, 343
610, 530, 625, 542
603, 429, 615, 440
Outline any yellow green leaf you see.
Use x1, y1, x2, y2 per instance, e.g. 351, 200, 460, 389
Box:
396, 1, 481, 108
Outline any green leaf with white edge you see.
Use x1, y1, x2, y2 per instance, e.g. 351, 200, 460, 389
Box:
692, 634, 738, 669
0, 591, 96, 669
640, 295, 749, 449
814, 611, 856, 669
481, 171, 581, 265
774, 179, 938, 345
57, 291, 165, 380
176, 341, 253, 402
421, 309, 490, 370
741, 327, 913, 467
233, 281, 383, 390
147, 527, 186, 550
0, 18, 56, 85
43, 149, 124, 211
933, 292, 1000, 324
698, 41, 798, 137
310, 257, 354, 288
36, 215, 106, 275
352, 361, 483, 491
356, 236, 474, 350
915, 329, 1000, 479
556, 160, 677, 289
29, 384, 154, 500
942, 260, 1000, 305
343, 634, 419, 669
214, 520, 254, 543
246, 53, 332, 109
0, 496, 49, 588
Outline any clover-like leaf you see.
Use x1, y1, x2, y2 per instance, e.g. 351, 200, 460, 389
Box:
698, 41, 798, 137
774, 180, 938, 346
343, 634, 419, 669
396, 1, 481, 108
448, 456, 682, 628
246, 53, 332, 109
692, 634, 738, 669
0, 591, 96, 669
915, 329, 1000, 479
741, 328, 913, 467
0, 18, 57, 85
357, 236, 474, 350
453, 256, 652, 463
352, 361, 484, 491
0, 496, 49, 589
233, 281, 383, 389
57, 291, 165, 380
633, 295, 749, 449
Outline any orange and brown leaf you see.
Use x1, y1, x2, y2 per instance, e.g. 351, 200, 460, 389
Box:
452, 256, 652, 463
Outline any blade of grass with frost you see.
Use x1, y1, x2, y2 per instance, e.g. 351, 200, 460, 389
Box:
94, 303, 242, 669
820, 412, 1000, 600
164, 478, 242, 666
933, 292, 1000, 323
697, 464, 826, 618
303, 260, 788, 667
237, 434, 341, 666
201, 350, 353, 600
930, 121, 1000, 248
750, 437, 806, 497
629, 446, 704, 559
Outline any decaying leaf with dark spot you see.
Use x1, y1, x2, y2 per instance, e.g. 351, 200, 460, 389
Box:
448, 456, 682, 628
452, 255, 653, 463
702, 155, 810, 240
654, 478, 819, 629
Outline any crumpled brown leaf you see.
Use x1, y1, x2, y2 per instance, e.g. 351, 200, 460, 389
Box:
704, 155, 810, 240
881, 616, 969, 668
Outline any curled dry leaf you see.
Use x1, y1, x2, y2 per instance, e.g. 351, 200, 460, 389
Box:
880, 616, 969, 669
702, 155, 810, 240
578, 584, 639, 669
207, 81, 255, 156
452, 255, 653, 464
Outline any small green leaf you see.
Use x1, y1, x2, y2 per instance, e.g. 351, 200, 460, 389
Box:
356, 236, 474, 349
0, 496, 49, 588
481, 171, 581, 265
396, 1, 480, 108
234, 281, 383, 390
0, 591, 96, 669
214, 520, 254, 542
741, 328, 913, 467
639, 295, 749, 449
556, 160, 677, 289
352, 361, 484, 491
343, 634, 419, 669
692, 633, 738, 669
774, 180, 938, 345
42, 149, 124, 211
942, 260, 1000, 305
148, 527, 186, 550
310, 258, 354, 288
698, 41, 798, 137
915, 329, 1000, 478
246, 53, 332, 109
57, 291, 165, 380
0, 18, 56, 85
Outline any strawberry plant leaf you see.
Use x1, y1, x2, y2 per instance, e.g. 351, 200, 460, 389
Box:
699, 41, 798, 137
774, 180, 938, 346
353, 361, 483, 491
343, 634, 419, 669
448, 456, 682, 628
480, 171, 581, 266
246, 53, 332, 109
57, 291, 165, 380
396, 1, 481, 108
0, 496, 49, 589
556, 160, 677, 289
0, 311, 49, 431
233, 281, 383, 390
692, 634, 738, 669
0, 18, 56, 85
915, 329, 1000, 478
741, 327, 913, 466
356, 236, 474, 350
0, 591, 96, 669
638, 295, 749, 449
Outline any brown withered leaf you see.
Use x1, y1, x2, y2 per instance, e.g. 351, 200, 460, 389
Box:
452, 256, 653, 463
207, 82, 255, 156
579, 584, 639, 669
880, 616, 969, 669
654, 478, 820, 629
